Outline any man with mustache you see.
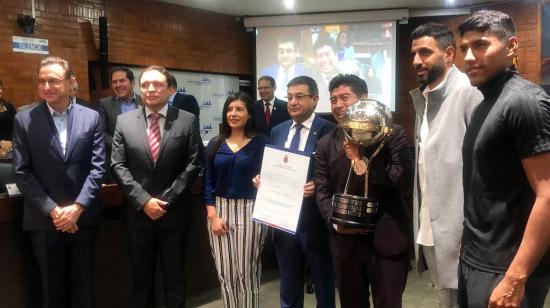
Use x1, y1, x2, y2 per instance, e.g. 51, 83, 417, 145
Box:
458, 10, 550, 308
408, 23, 482, 308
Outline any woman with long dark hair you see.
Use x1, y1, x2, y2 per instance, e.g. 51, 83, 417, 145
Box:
0, 79, 16, 157
203, 92, 268, 308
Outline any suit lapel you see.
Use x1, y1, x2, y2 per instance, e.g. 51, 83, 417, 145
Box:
156, 107, 177, 163
39, 103, 65, 160
137, 107, 155, 167
304, 115, 320, 154
64, 104, 77, 161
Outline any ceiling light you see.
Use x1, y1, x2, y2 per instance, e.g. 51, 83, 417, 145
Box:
284, 0, 294, 10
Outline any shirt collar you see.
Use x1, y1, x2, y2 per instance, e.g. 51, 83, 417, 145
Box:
145, 103, 168, 119
263, 97, 275, 105
47, 99, 73, 116
168, 92, 177, 103
116, 93, 136, 103
292, 112, 315, 130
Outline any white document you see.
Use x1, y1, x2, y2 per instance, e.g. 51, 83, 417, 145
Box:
253, 145, 310, 234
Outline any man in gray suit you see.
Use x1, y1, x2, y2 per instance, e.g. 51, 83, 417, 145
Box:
98, 66, 141, 182
409, 23, 482, 307
111, 65, 202, 308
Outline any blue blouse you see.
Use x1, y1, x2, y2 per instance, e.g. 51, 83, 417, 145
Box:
203, 135, 267, 205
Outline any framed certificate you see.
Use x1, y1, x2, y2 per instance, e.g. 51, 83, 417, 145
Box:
252, 145, 310, 234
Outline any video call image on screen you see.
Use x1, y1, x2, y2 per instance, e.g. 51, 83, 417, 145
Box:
256, 21, 396, 113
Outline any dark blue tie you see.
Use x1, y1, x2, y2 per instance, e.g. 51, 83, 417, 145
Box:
289, 123, 303, 151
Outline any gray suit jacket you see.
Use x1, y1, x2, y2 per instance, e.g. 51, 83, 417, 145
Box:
111, 106, 202, 228
98, 94, 141, 154
409, 66, 482, 288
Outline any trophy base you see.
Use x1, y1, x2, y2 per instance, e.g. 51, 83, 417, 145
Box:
330, 193, 381, 230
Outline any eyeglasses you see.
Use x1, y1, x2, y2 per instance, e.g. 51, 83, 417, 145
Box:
38, 78, 68, 87
286, 94, 314, 101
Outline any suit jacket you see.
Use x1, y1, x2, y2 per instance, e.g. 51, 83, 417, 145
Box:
315, 125, 413, 259
254, 98, 290, 136
270, 114, 336, 251
12, 102, 106, 231
111, 106, 202, 228
98, 94, 141, 154
171, 92, 200, 119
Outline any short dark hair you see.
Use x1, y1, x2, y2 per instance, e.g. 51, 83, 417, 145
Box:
411, 22, 456, 51
276, 35, 298, 48
258, 75, 276, 88
313, 37, 337, 54
110, 66, 134, 82
166, 72, 177, 89
139, 66, 171, 85
287, 76, 319, 96
458, 10, 516, 41
328, 74, 368, 97
38, 56, 73, 79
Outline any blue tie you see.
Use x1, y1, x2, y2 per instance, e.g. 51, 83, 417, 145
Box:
289, 123, 303, 151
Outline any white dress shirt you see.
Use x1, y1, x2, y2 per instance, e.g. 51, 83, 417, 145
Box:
145, 104, 168, 139
284, 112, 315, 152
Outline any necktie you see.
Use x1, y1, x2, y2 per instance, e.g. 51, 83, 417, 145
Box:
289, 123, 303, 151
265, 102, 271, 127
149, 113, 161, 161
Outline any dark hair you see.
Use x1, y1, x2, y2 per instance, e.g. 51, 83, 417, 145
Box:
258, 75, 276, 88
411, 22, 456, 51
287, 76, 319, 96
328, 74, 368, 97
208, 92, 256, 163
139, 66, 171, 85
458, 10, 516, 41
313, 37, 337, 54
337, 31, 352, 48
166, 72, 177, 89
110, 66, 135, 82
38, 56, 73, 79
276, 35, 298, 48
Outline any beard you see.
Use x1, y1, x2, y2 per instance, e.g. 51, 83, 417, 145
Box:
416, 60, 445, 86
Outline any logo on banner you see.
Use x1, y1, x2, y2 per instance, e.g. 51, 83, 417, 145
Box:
200, 123, 213, 137
283, 154, 289, 164
213, 89, 237, 98
187, 76, 213, 85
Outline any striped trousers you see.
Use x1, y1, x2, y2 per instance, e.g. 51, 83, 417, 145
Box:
207, 197, 268, 308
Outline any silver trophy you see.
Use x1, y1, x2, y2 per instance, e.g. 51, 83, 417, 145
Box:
330, 99, 393, 229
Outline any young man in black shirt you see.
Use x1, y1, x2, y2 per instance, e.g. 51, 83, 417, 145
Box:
458, 10, 550, 308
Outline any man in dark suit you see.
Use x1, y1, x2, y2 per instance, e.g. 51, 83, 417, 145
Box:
265, 76, 336, 308
166, 73, 200, 119
255, 76, 290, 137
111, 66, 202, 308
315, 74, 412, 308
98, 66, 141, 182
12, 56, 106, 308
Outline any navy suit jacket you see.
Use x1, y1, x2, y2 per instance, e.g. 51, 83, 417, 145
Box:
260, 64, 306, 79
12, 102, 106, 231
270, 114, 336, 251
254, 98, 290, 137
171, 92, 200, 119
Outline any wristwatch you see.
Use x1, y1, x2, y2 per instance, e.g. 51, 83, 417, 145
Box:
353, 159, 367, 176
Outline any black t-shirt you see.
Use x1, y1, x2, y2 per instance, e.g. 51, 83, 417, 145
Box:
462, 69, 550, 274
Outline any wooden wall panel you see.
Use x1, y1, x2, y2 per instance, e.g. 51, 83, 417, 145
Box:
0, 0, 252, 107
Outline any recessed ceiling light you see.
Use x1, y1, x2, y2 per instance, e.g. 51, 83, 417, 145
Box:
284, 0, 294, 10
446, 0, 455, 5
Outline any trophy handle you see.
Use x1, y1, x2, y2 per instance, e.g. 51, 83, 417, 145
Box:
343, 160, 354, 195
363, 137, 390, 198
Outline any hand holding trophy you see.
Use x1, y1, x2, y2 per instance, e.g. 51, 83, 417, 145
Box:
330, 99, 393, 230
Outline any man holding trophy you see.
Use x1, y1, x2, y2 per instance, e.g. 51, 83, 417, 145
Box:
315, 74, 413, 308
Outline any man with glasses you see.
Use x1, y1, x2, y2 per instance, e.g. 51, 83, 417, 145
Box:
12, 56, 106, 308
255, 76, 290, 137
255, 76, 336, 308
111, 66, 202, 308
315, 74, 412, 308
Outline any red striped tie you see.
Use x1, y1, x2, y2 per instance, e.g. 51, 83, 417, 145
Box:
148, 113, 161, 161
